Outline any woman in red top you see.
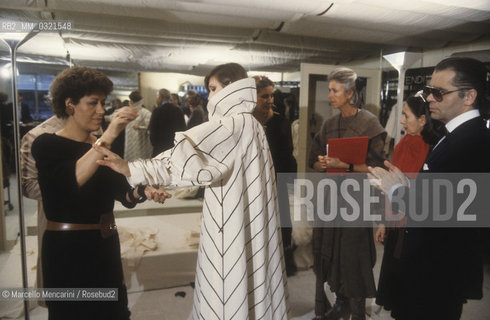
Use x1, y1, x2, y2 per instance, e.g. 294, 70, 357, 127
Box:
375, 95, 443, 320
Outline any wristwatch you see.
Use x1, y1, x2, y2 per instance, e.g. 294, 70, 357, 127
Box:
345, 163, 354, 172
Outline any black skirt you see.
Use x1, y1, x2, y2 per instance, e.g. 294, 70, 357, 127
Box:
42, 229, 130, 320
376, 227, 405, 318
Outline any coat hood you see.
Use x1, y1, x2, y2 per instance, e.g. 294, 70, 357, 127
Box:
206, 77, 256, 119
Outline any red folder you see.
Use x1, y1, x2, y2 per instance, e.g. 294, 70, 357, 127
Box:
326, 136, 369, 173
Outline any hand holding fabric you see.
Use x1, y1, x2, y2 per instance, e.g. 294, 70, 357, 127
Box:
106, 106, 138, 139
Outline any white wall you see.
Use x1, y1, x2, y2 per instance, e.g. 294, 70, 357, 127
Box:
346, 39, 490, 70
247, 71, 301, 82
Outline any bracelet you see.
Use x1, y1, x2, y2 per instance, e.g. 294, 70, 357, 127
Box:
345, 163, 354, 172
94, 138, 110, 149
127, 187, 137, 203
136, 185, 147, 201
128, 185, 146, 203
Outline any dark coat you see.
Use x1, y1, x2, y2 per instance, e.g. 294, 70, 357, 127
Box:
398, 115, 490, 318
309, 109, 386, 309
149, 103, 186, 157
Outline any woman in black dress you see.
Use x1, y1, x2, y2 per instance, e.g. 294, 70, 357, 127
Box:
32, 66, 169, 320
252, 75, 298, 276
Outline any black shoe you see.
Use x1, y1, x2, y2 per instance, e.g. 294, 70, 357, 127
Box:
325, 297, 350, 320
349, 298, 366, 320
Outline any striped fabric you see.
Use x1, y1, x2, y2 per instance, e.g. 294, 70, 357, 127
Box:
128, 78, 289, 320
123, 100, 152, 161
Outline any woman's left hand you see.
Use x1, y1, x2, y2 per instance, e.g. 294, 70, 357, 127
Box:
94, 144, 131, 177
145, 186, 172, 203
324, 156, 346, 169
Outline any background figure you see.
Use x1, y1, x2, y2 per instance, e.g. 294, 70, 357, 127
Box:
273, 89, 286, 117
106, 99, 125, 158
104, 98, 122, 116
17, 93, 34, 124
31, 66, 168, 319
283, 93, 299, 124
253, 75, 297, 276
21, 115, 66, 308
169, 93, 180, 107
149, 88, 186, 156
180, 94, 191, 118
122, 91, 152, 161
0, 92, 11, 138
309, 67, 386, 320
185, 89, 206, 129
96, 63, 289, 320
374, 95, 442, 319
0, 92, 14, 178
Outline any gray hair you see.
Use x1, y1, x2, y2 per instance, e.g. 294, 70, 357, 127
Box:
158, 88, 171, 101
328, 67, 360, 107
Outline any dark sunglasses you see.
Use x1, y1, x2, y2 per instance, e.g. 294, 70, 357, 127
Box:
422, 85, 472, 102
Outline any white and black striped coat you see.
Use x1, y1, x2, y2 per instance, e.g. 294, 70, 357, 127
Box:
128, 78, 289, 320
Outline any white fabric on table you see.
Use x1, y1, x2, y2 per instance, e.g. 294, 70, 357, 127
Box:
118, 226, 158, 268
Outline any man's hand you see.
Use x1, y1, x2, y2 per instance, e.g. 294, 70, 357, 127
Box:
367, 160, 408, 194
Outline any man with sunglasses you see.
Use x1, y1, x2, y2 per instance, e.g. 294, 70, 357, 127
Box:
369, 56, 490, 320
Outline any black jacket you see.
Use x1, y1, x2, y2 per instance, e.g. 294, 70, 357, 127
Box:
149, 103, 186, 157
399, 116, 490, 306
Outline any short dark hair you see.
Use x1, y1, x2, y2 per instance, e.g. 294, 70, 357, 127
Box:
50, 66, 113, 118
170, 93, 180, 104
435, 57, 489, 118
253, 75, 274, 93
204, 63, 248, 91
186, 90, 200, 107
129, 91, 142, 103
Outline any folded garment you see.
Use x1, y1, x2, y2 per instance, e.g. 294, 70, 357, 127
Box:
119, 226, 158, 268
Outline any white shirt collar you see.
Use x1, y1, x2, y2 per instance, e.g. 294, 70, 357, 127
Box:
445, 109, 480, 133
